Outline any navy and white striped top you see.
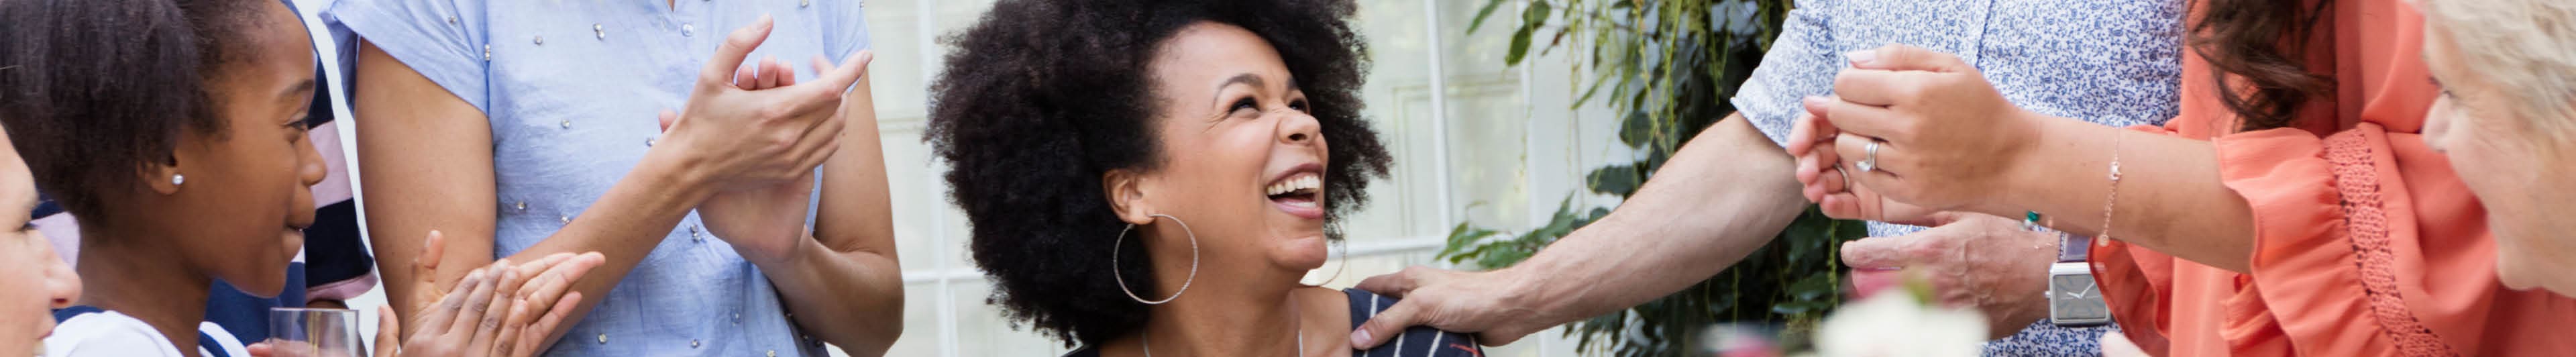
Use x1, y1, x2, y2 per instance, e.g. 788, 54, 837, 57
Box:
1343, 289, 1485, 356
1062, 289, 1485, 356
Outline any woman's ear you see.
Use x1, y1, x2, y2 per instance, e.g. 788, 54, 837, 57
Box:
142, 154, 181, 195
1102, 168, 1157, 225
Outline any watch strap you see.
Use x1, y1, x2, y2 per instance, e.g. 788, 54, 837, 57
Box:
2031, 212, 2092, 263
2059, 234, 2091, 263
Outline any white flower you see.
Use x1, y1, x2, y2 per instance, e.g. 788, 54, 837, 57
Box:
1812, 291, 1989, 357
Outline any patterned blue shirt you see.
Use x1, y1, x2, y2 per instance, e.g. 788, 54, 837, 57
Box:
1727, 0, 2183, 355
325, 1, 869, 355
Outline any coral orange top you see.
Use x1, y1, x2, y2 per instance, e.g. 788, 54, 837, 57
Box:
2089, 0, 2576, 356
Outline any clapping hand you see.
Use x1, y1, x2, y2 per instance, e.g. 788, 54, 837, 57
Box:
655, 41, 869, 266
251, 231, 603, 357
649, 13, 870, 194
390, 230, 602, 357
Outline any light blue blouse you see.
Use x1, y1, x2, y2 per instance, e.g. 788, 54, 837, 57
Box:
325, 1, 869, 355
1728, 0, 2184, 355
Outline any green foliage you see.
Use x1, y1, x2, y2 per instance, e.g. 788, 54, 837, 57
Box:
1438, 0, 1869, 355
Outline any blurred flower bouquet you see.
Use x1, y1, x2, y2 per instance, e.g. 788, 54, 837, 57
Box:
1700, 274, 1988, 357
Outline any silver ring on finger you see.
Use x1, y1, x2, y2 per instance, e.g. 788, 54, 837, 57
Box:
1858, 140, 1882, 173
1837, 166, 1854, 192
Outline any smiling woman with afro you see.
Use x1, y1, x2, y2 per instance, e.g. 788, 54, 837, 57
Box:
924, 0, 1486, 355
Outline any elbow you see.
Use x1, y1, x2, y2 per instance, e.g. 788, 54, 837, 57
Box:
866, 307, 906, 348
816, 254, 906, 354
825, 293, 904, 356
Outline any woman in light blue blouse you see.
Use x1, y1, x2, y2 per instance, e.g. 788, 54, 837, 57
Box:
327, 1, 902, 355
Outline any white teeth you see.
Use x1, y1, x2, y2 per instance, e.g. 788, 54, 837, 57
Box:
1267, 174, 1323, 197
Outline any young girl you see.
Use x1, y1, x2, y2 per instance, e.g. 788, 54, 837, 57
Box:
0, 0, 595, 356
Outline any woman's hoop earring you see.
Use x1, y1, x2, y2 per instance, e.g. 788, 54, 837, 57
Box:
1299, 239, 1350, 287
1113, 213, 1199, 305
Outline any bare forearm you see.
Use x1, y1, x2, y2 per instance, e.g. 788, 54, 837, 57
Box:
1500, 116, 1809, 325
763, 80, 904, 353
377, 153, 715, 345
1992, 116, 2254, 272
513, 154, 718, 320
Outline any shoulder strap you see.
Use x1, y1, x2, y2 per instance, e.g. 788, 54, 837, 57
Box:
51, 305, 104, 323
198, 331, 232, 357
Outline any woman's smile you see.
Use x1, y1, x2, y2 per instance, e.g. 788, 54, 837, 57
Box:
1265, 162, 1327, 220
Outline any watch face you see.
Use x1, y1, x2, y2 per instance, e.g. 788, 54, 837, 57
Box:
2050, 273, 2110, 323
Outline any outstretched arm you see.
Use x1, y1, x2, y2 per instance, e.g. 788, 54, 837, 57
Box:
1351, 115, 1808, 347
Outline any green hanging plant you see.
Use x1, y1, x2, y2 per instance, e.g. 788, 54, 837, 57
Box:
1437, 0, 1868, 356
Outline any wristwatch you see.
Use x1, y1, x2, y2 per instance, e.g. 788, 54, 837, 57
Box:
2035, 213, 2111, 327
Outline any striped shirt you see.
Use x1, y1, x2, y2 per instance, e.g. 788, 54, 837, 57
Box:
1061, 289, 1484, 356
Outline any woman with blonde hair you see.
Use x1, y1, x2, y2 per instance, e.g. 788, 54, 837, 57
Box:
2418, 0, 2576, 297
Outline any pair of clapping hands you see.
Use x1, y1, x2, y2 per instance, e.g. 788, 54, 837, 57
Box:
252, 15, 871, 357
246, 230, 602, 357
658, 14, 871, 266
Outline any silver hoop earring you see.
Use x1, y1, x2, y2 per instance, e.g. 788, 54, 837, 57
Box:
1299, 239, 1348, 287
171, 174, 184, 186
1113, 213, 1199, 305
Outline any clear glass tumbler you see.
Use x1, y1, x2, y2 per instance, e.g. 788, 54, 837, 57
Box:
268, 307, 368, 357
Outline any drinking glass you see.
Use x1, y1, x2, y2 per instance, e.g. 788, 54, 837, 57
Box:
268, 307, 368, 357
